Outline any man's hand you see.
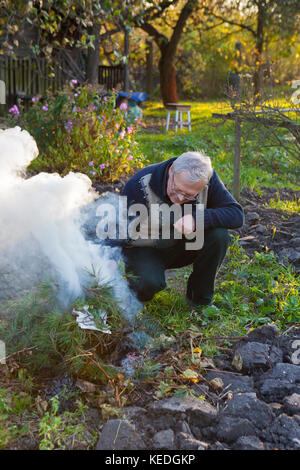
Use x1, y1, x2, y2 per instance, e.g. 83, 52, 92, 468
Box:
173, 214, 195, 235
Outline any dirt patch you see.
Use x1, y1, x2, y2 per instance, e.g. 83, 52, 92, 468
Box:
233, 187, 300, 273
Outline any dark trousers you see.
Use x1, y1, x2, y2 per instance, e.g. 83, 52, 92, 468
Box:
122, 228, 230, 306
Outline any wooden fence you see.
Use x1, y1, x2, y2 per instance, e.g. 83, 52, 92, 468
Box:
0, 57, 125, 107
98, 64, 124, 90
0, 56, 70, 106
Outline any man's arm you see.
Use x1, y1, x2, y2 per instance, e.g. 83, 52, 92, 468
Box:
201, 171, 244, 230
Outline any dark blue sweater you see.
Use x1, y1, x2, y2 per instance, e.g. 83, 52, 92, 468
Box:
122, 157, 244, 230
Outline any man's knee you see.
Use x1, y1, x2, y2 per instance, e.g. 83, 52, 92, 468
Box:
204, 227, 230, 249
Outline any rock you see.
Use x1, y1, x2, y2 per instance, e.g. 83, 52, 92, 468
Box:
153, 429, 174, 450
247, 212, 260, 224
290, 237, 300, 248
209, 377, 224, 391
283, 393, 300, 416
205, 371, 255, 394
233, 436, 264, 450
175, 420, 192, 435
96, 419, 146, 450
222, 393, 275, 431
232, 342, 282, 373
257, 363, 300, 402
177, 432, 207, 450
216, 416, 256, 443
246, 324, 280, 344
255, 224, 267, 234
269, 414, 300, 449
150, 397, 218, 428
209, 441, 230, 450
122, 406, 147, 421
279, 248, 300, 264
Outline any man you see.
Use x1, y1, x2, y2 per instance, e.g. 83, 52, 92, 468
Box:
121, 151, 244, 308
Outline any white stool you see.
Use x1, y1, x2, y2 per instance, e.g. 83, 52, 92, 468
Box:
165, 103, 191, 133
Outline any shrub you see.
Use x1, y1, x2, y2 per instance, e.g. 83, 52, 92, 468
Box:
7, 82, 146, 182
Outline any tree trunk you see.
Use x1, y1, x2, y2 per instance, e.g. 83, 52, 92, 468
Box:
139, 0, 196, 104
253, 4, 265, 101
159, 57, 178, 104
124, 26, 130, 91
146, 39, 154, 95
86, 23, 100, 84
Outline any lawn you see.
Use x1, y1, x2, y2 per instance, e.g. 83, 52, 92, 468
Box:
136, 100, 300, 191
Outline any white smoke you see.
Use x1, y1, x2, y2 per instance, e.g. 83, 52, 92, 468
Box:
0, 127, 141, 320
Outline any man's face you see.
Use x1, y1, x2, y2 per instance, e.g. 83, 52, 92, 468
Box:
166, 166, 207, 205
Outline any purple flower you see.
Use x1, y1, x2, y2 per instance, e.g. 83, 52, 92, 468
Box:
88, 161, 94, 166
119, 102, 127, 111
99, 164, 106, 169
9, 104, 20, 115
89, 171, 96, 175
127, 126, 133, 134
120, 130, 126, 139
69, 79, 78, 87
42, 104, 48, 111
65, 120, 73, 131
32, 96, 39, 102
127, 156, 133, 161
99, 134, 103, 138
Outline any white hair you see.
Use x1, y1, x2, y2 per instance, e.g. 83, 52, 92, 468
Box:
172, 151, 213, 184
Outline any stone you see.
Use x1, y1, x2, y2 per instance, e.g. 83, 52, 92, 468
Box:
283, 393, 300, 416
153, 429, 174, 450
257, 363, 300, 402
279, 248, 300, 264
177, 432, 207, 450
216, 416, 256, 443
222, 393, 275, 431
269, 414, 300, 449
96, 419, 146, 450
122, 406, 147, 421
246, 324, 280, 344
247, 212, 260, 224
233, 436, 264, 450
175, 420, 192, 435
232, 342, 272, 373
209, 441, 230, 450
255, 224, 267, 234
205, 371, 255, 394
209, 377, 224, 391
290, 237, 300, 249
149, 397, 218, 427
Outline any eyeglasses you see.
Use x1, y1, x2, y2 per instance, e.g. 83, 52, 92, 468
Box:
169, 171, 199, 202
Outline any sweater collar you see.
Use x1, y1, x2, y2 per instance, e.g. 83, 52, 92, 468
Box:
149, 157, 177, 203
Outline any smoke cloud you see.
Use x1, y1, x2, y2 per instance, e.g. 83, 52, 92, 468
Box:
0, 127, 141, 321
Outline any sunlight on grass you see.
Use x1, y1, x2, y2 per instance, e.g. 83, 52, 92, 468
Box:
137, 100, 300, 191
266, 195, 300, 214
144, 238, 300, 357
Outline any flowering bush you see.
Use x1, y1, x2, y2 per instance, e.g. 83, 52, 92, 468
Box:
7, 82, 146, 182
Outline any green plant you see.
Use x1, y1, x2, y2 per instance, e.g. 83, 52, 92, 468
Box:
0, 282, 126, 383
39, 396, 87, 450
7, 83, 146, 182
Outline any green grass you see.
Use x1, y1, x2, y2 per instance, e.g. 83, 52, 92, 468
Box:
266, 194, 300, 214
137, 100, 300, 191
143, 239, 300, 356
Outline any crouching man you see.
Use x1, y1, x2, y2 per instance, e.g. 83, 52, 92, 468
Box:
121, 151, 244, 308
